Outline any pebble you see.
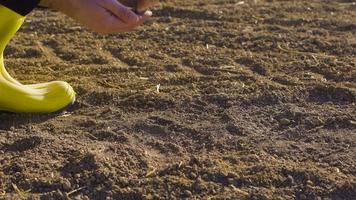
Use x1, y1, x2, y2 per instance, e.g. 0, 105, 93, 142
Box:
53, 190, 64, 198
306, 180, 314, 185
74, 173, 81, 179
74, 195, 82, 200
286, 175, 295, 185
189, 172, 197, 179
193, 178, 203, 191
61, 178, 72, 191
227, 172, 238, 178
332, 167, 340, 173
227, 178, 235, 185
201, 174, 209, 180
183, 190, 192, 197
279, 118, 291, 126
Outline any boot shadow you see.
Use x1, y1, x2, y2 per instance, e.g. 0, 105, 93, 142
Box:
0, 111, 60, 130
0, 101, 81, 130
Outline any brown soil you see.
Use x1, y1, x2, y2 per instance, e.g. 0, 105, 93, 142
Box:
1, 0, 355, 199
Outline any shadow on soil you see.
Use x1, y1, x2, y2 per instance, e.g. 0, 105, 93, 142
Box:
0, 102, 81, 130
0, 112, 54, 130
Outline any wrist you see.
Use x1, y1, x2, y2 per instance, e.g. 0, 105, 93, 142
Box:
39, 0, 64, 10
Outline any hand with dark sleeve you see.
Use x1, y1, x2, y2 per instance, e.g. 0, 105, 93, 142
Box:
0, 0, 159, 34
0, 0, 40, 16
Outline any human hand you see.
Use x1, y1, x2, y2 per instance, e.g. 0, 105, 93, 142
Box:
40, 0, 154, 34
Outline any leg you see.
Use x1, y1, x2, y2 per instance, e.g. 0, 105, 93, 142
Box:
0, 5, 75, 113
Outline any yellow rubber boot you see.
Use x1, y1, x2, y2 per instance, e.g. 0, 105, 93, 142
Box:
0, 5, 75, 113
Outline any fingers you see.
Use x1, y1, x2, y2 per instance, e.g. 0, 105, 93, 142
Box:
111, 10, 152, 33
98, 10, 152, 34
95, 0, 153, 34
102, 0, 139, 23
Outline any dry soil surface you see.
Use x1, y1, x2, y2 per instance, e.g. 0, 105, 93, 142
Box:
0, 0, 355, 199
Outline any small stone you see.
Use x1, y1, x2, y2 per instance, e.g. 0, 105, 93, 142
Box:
279, 118, 291, 126
299, 194, 307, 199
61, 178, 72, 191
228, 184, 235, 190
183, 190, 192, 197
211, 188, 217, 194
349, 120, 356, 126
332, 167, 340, 173
74, 194, 83, 200
189, 172, 197, 179
230, 186, 249, 196
286, 175, 295, 185
53, 190, 64, 198
205, 86, 218, 94
227, 178, 235, 185
81, 196, 90, 200
227, 172, 236, 178
165, 64, 182, 72
201, 174, 209, 180
196, 177, 203, 183
193, 178, 203, 191
306, 180, 314, 185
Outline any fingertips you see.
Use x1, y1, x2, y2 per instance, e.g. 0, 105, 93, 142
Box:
138, 10, 152, 22
104, 0, 140, 24
98, 5, 153, 34
121, 6, 140, 23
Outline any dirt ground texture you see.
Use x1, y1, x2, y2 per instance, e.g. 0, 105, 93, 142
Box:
0, 0, 355, 199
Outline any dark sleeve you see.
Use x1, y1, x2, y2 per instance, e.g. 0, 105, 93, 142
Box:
0, 0, 41, 16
